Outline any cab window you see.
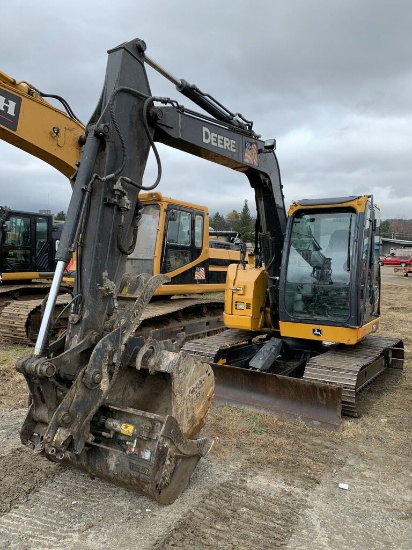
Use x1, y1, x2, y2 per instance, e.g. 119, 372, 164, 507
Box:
5, 215, 31, 247
35, 216, 48, 255
167, 210, 191, 246
195, 214, 203, 248
3, 215, 31, 269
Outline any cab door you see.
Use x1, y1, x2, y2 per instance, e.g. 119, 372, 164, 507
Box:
161, 207, 205, 283
357, 200, 380, 325
1, 212, 54, 273
1, 213, 33, 272
34, 215, 55, 271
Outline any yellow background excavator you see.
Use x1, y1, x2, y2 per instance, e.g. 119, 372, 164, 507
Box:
0, 190, 241, 344
2, 39, 404, 504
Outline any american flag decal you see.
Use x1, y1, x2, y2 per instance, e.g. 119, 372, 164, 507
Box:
244, 141, 258, 166
195, 267, 206, 280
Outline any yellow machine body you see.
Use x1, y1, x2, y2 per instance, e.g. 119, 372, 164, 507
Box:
223, 263, 267, 331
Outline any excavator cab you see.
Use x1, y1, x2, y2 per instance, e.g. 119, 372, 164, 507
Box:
0, 208, 58, 279
127, 195, 206, 279
224, 195, 380, 343
279, 195, 381, 344
125, 192, 240, 295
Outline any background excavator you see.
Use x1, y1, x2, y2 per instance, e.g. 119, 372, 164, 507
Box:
0, 207, 72, 342
0, 71, 240, 344
128, 191, 241, 295
0, 193, 240, 344
3, 38, 404, 504
0, 207, 63, 286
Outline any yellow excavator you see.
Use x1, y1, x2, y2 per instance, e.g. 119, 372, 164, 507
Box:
0, 71, 240, 343
2, 39, 403, 504
126, 191, 241, 296
0, 192, 240, 344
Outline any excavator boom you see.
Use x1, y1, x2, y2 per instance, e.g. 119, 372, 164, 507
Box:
0, 70, 84, 177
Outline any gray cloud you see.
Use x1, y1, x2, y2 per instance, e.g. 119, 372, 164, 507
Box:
1, 0, 411, 219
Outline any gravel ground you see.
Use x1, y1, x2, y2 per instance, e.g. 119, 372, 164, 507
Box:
0, 269, 410, 549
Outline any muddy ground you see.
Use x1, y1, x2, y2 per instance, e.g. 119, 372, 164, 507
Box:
0, 267, 411, 549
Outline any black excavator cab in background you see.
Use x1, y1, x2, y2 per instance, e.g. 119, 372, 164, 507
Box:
0, 207, 62, 281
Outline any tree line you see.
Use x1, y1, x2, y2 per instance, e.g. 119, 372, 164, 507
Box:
54, 209, 412, 244
210, 211, 412, 244
381, 219, 412, 240
210, 199, 255, 243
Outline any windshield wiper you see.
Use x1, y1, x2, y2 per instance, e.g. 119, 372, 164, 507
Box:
346, 216, 353, 271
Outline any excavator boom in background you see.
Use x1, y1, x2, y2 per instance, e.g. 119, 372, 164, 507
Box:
0, 69, 84, 176
2, 38, 403, 504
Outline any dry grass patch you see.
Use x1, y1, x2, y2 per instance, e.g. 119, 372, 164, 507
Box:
0, 341, 32, 408
203, 403, 343, 486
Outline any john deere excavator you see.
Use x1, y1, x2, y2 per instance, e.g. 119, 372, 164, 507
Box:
0, 72, 240, 344
3, 38, 403, 504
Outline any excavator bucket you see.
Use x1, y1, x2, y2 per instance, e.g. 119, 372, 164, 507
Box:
19, 275, 215, 505
211, 363, 342, 430
58, 348, 215, 504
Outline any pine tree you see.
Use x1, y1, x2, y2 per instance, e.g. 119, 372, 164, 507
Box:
210, 212, 228, 231
55, 211, 66, 221
380, 220, 390, 237
225, 210, 240, 231
234, 200, 254, 242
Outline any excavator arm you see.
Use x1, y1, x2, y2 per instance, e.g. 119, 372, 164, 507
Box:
14, 37, 292, 504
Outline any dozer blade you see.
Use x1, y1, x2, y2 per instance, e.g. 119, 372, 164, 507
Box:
211, 363, 342, 430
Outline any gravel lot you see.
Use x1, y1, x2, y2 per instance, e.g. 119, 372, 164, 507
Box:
0, 268, 411, 549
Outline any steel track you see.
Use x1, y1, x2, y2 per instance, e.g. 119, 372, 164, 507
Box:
183, 330, 404, 420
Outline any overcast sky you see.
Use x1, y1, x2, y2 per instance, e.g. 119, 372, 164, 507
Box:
1, 0, 411, 220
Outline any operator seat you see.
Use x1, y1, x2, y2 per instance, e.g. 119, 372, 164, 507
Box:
325, 230, 350, 254
325, 229, 350, 283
